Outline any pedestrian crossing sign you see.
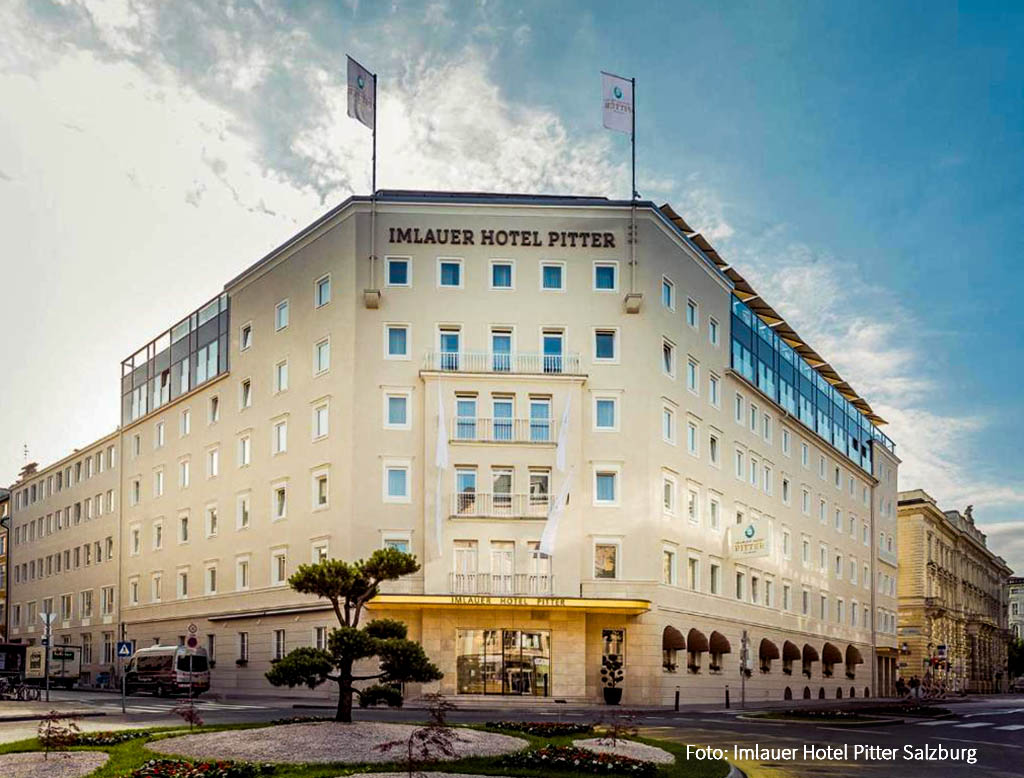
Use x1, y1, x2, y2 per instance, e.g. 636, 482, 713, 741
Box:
117, 641, 133, 659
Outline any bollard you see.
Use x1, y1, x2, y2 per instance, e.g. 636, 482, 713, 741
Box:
725, 684, 730, 709
675, 687, 680, 711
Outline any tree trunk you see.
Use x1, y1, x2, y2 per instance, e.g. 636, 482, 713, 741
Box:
336, 678, 354, 723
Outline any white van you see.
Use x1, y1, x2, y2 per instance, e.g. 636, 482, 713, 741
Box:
124, 645, 211, 696
24, 645, 82, 689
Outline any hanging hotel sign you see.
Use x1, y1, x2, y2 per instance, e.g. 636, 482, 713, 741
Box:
388, 227, 617, 249
731, 517, 771, 559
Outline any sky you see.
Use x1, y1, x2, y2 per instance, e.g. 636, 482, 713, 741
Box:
0, 0, 1022, 572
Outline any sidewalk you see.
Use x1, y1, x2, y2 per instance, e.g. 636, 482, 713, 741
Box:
0, 701, 107, 722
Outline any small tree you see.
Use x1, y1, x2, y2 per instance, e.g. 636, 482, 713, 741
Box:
377, 693, 461, 778
265, 548, 442, 722
37, 711, 80, 759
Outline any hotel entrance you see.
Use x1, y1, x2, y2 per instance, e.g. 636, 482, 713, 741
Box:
455, 629, 551, 695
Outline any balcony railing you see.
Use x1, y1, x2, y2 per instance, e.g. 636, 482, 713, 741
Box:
450, 492, 549, 519
451, 417, 556, 444
449, 572, 553, 595
424, 350, 582, 375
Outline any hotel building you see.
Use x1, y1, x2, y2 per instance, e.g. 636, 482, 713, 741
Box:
896, 490, 1013, 693
6, 191, 900, 703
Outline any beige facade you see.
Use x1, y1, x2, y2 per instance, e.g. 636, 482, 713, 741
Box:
1, 487, 9, 639
7, 192, 900, 703
896, 489, 1013, 693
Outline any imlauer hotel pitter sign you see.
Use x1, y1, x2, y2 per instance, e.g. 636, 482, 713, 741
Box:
389, 227, 617, 249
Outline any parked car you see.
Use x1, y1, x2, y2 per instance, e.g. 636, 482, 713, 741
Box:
124, 645, 210, 697
1010, 676, 1024, 693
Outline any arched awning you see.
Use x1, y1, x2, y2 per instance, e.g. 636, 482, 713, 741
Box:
759, 638, 780, 661
663, 626, 686, 651
687, 628, 709, 653
783, 640, 801, 661
710, 631, 732, 654
846, 645, 864, 665
823, 642, 843, 665
802, 644, 819, 663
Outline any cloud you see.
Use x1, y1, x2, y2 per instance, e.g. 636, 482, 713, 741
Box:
976, 521, 1023, 576
0, 169, 11, 182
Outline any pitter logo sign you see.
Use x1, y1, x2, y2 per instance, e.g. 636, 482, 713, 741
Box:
732, 517, 770, 559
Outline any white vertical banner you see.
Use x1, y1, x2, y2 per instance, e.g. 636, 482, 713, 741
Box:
434, 383, 449, 554
555, 395, 571, 473
601, 71, 633, 135
539, 467, 573, 557
347, 56, 376, 130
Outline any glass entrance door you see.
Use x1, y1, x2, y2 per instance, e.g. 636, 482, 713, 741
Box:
456, 628, 551, 695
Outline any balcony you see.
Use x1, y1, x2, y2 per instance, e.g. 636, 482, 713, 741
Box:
423, 350, 582, 375
451, 417, 557, 444
449, 572, 553, 595
450, 492, 549, 519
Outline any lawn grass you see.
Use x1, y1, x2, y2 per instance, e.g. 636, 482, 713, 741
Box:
0, 718, 729, 778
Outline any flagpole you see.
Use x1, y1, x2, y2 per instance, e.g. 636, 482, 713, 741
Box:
631, 76, 636, 200
370, 71, 378, 290
629, 76, 637, 295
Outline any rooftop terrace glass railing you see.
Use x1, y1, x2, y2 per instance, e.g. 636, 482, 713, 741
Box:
729, 298, 894, 472
120, 293, 229, 425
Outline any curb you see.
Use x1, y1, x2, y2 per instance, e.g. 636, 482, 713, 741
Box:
726, 764, 747, 778
736, 713, 903, 727
0, 711, 108, 723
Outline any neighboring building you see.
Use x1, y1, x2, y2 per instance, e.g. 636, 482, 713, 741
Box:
1009, 577, 1024, 641
8, 191, 900, 703
0, 487, 9, 639
5, 439, 120, 683
896, 490, 1013, 693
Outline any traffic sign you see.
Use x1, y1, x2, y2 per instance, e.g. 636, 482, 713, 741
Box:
40, 612, 57, 626
186, 636, 198, 649
116, 641, 133, 659
187, 623, 198, 634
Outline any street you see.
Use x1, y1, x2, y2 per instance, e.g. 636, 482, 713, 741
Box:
1, 690, 1021, 777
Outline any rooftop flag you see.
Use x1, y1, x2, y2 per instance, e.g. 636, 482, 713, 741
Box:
601, 71, 633, 135
347, 56, 376, 130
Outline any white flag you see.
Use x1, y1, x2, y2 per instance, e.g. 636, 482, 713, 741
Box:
555, 395, 571, 473
602, 71, 633, 135
347, 56, 375, 130
433, 384, 449, 553
539, 468, 573, 557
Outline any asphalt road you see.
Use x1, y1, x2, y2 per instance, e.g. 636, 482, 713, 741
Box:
1, 690, 1021, 777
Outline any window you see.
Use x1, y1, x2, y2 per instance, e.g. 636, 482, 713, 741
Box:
385, 256, 410, 286
315, 274, 331, 307
177, 569, 189, 599
240, 322, 252, 351
540, 261, 564, 290
240, 379, 252, 409
734, 393, 744, 424
153, 521, 163, 550
709, 496, 721, 530
662, 473, 677, 514
315, 338, 331, 374
272, 549, 288, 585
385, 324, 409, 358
782, 529, 792, 558
238, 631, 249, 661
801, 442, 809, 467
594, 468, 618, 505
687, 556, 700, 590
383, 533, 411, 553
735, 449, 745, 479
239, 434, 251, 466
209, 395, 220, 423
662, 547, 677, 585
384, 462, 410, 502
763, 415, 772, 443
273, 419, 288, 454
736, 571, 745, 600
594, 541, 619, 579
313, 541, 329, 562
662, 405, 676, 444
181, 409, 191, 437
687, 488, 699, 523
709, 562, 721, 594
207, 448, 219, 478
687, 421, 698, 455
154, 469, 164, 497
237, 494, 251, 529
275, 299, 289, 330
709, 433, 720, 465
783, 584, 792, 611
206, 564, 218, 595
594, 395, 618, 431
274, 360, 289, 392
236, 557, 250, 590
661, 277, 675, 309
662, 339, 676, 376
687, 359, 699, 393
709, 374, 720, 407
593, 261, 617, 291
155, 422, 165, 448
313, 472, 329, 508
151, 574, 162, 602
438, 258, 463, 287
594, 329, 617, 361
686, 298, 698, 328
709, 317, 719, 346
206, 506, 218, 537
782, 428, 790, 455
313, 402, 329, 439
179, 514, 190, 543
273, 485, 288, 520
490, 260, 514, 289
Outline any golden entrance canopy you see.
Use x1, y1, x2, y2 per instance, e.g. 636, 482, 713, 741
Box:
367, 593, 651, 615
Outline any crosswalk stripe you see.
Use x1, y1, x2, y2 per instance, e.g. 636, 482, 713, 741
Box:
994, 725, 1024, 731
953, 722, 992, 728
915, 720, 953, 726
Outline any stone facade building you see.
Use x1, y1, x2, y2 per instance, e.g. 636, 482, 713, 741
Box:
896, 490, 1013, 693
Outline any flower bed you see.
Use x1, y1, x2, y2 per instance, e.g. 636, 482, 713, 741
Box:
485, 721, 594, 737
127, 758, 274, 778
71, 730, 149, 746
268, 715, 332, 725
500, 745, 657, 778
